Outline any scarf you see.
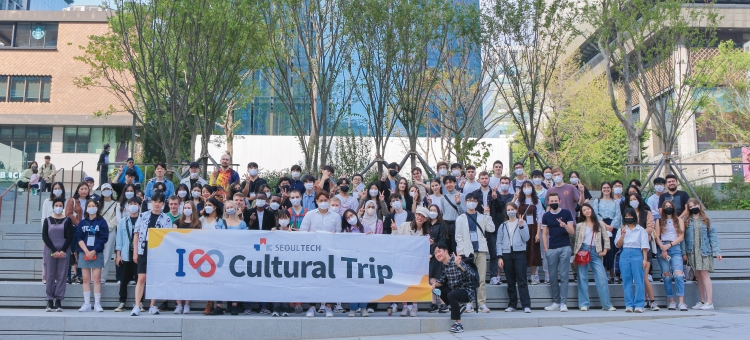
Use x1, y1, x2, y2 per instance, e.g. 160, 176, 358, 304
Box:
361, 200, 379, 233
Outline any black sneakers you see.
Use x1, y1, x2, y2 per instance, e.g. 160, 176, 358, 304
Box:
45, 300, 53, 312
210, 307, 225, 315
428, 304, 439, 313
54, 299, 62, 312
439, 304, 449, 313
158, 301, 169, 311
449, 322, 464, 333
231, 306, 239, 315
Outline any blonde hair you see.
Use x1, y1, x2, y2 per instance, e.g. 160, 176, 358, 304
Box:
685, 198, 711, 230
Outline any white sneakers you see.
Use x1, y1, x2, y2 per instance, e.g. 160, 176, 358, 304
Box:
634, 308, 644, 313
464, 303, 475, 313
183, 305, 191, 314
334, 303, 346, 313
94, 304, 104, 312
400, 305, 410, 317
544, 302, 560, 311
530, 275, 540, 285
306, 307, 316, 318
410, 304, 418, 317
524, 307, 531, 313
504, 307, 515, 312
361, 308, 369, 317
700, 303, 714, 310
559, 304, 568, 312
650, 302, 660, 311
625, 307, 634, 313
174, 304, 184, 314
679, 303, 689, 311
692, 302, 704, 310
580, 306, 589, 311
78, 303, 91, 312
131, 305, 140, 316
668, 302, 677, 310
325, 307, 333, 318
479, 304, 490, 313
489, 276, 501, 285
148, 305, 159, 314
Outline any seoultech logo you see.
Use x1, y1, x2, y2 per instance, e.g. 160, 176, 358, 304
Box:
175, 249, 224, 278
254, 238, 272, 251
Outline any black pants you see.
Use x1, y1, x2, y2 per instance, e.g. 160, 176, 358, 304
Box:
486, 231, 498, 277
439, 285, 470, 321
16, 181, 29, 189
502, 251, 531, 309
119, 260, 137, 303
444, 220, 456, 254
273, 302, 291, 314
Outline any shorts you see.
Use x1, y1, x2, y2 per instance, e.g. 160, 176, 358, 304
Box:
137, 252, 148, 274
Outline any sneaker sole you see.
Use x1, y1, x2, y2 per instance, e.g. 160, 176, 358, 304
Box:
450, 329, 464, 333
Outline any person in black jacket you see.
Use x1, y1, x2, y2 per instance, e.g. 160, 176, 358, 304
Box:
248, 193, 276, 231
472, 171, 506, 285
42, 198, 74, 312
379, 162, 402, 204
96, 144, 111, 190
382, 194, 414, 234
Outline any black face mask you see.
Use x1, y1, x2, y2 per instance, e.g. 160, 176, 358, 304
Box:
689, 207, 701, 215
280, 185, 290, 192
339, 185, 349, 193
663, 207, 675, 216
624, 217, 636, 225
389, 170, 398, 177
105, 150, 110, 155
549, 203, 559, 211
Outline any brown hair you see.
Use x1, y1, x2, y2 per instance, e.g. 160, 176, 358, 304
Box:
685, 198, 711, 230
659, 200, 683, 236
177, 201, 201, 229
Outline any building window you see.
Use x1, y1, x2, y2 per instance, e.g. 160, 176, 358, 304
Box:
0, 125, 53, 172
0, 75, 52, 102
62, 126, 117, 154
0, 22, 58, 49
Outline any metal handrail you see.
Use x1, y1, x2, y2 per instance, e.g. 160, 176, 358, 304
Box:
624, 162, 750, 185
24, 183, 30, 224
0, 183, 17, 221
39, 168, 66, 209
70, 161, 84, 190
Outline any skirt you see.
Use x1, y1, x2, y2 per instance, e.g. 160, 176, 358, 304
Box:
525, 223, 542, 266
77, 252, 104, 268
602, 218, 617, 269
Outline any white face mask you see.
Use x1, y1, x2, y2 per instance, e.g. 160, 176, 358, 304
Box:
366, 208, 376, 216
629, 200, 639, 208
128, 205, 140, 214
248, 169, 258, 176
523, 188, 533, 195
532, 178, 542, 185
500, 184, 510, 192
515, 168, 524, 175
269, 202, 280, 210
102, 190, 112, 197
53, 189, 63, 196
204, 206, 214, 214
86, 207, 98, 215
553, 175, 563, 183
544, 173, 552, 179
291, 171, 300, 179
391, 201, 402, 210
304, 183, 314, 191
507, 210, 517, 217
428, 211, 438, 219
178, 190, 187, 198
317, 201, 329, 210
192, 191, 201, 198
466, 202, 478, 210
347, 216, 358, 225
226, 208, 236, 216
409, 191, 416, 197
255, 199, 266, 207
655, 185, 665, 193
330, 206, 340, 213
125, 191, 135, 199
182, 208, 192, 217
438, 169, 447, 176
369, 189, 379, 197
290, 198, 301, 206
451, 170, 461, 177
613, 187, 623, 195
190, 172, 199, 179
570, 178, 579, 185
53, 206, 64, 215
278, 219, 290, 227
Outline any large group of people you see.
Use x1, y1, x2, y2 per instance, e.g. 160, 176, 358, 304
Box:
37, 154, 723, 333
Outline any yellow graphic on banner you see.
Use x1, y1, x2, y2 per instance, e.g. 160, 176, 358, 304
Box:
373, 275, 432, 302
148, 228, 195, 249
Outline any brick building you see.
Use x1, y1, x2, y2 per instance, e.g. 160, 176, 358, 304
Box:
0, 9, 130, 186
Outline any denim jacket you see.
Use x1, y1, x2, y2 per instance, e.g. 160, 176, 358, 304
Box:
681, 217, 721, 256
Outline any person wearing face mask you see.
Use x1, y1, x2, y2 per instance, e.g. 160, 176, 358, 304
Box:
75, 200, 109, 312
611, 180, 625, 204
471, 171, 505, 285
542, 166, 553, 189
97, 184, 119, 285
681, 198, 722, 311
436, 161, 450, 180
268, 194, 283, 213
358, 183, 390, 221
647, 177, 666, 222
496, 202, 531, 313
440, 176, 465, 254
454, 193, 495, 313
530, 170, 548, 207
511, 162, 528, 193
626, 192, 659, 311
615, 207, 650, 313
359, 200, 384, 235
568, 171, 591, 204
175, 183, 191, 209
658, 174, 691, 219
541, 193, 576, 312
66, 182, 90, 284
328, 196, 343, 217
335, 178, 359, 214
654, 200, 687, 311
286, 189, 308, 230
287, 164, 305, 193
96, 143, 111, 189
515, 181, 545, 285
180, 162, 208, 190
247, 193, 275, 231
301, 175, 317, 211
41, 182, 66, 285
379, 162, 402, 203
42, 198, 74, 312
190, 184, 205, 214
545, 167, 582, 215
383, 193, 415, 235
118, 184, 138, 218
299, 191, 341, 318
16, 161, 37, 191
114, 197, 143, 312
169, 201, 201, 314
450, 163, 465, 190
131, 192, 172, 316
590, 182, 622, 283
426, 204, 449, 313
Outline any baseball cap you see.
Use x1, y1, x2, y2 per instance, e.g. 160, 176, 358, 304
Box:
189, 162, 200, 168
84, 176, 94, 182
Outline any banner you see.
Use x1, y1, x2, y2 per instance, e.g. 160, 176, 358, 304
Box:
146, 229, 431, 302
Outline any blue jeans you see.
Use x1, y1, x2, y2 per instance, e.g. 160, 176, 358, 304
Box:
620, 248, 645, 308
349, 303, 367, 311
576, 244, 613, 309
656, 246, 685, 299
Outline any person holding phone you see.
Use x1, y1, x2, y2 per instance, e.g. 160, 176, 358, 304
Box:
615, 207, 650, 313
75, 200, 109, 312
42, 197, 74, 312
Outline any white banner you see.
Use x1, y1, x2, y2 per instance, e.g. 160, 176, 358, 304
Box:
146, 229, 431, 302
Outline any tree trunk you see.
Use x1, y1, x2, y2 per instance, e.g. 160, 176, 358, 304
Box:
224, 102, 235, 158
409, 136, 417, 171
626, 126, 641, 164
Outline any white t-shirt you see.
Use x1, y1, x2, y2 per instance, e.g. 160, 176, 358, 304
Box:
661, 219, 678, 241
394, 210, 408, 228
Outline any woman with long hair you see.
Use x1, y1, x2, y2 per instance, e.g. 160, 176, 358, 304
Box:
395, 178, 412, 212
655, 200, 687, 311
682, 198, 722, 310
574, 203, 615, 311
591, 182, 622, 283
515, 181, 545, 285
357, 183, 389, 221
75, 199, 109, 312
496, 202, 531, 313
626, 192, 658, 311
427, 204, 448, 313
394, 207, 431, 317
615, 207, 650, 313
65, 182, 90, 284
98, 183, 119, 285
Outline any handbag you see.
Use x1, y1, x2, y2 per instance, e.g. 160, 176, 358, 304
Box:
683, 264, 696, 281
574, 230, 595, 265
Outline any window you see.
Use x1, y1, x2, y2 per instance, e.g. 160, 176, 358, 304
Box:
0, 125, 52, 170
63, 127, 90, 153
0, 22, 58, 49
0, 76, 52, 102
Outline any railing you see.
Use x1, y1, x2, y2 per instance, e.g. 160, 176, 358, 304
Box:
0, 183, 17, 221
107, 160, 239, 184
70, 161, 84, 191
39, 168, 65, 210
624, 162, 750, 185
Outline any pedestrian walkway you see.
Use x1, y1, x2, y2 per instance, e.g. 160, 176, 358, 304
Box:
329, 308, 750, 340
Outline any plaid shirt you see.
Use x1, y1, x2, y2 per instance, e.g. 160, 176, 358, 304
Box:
439, 255, 476, 303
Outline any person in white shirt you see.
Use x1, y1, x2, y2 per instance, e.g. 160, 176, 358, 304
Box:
460, 165, 481, 194
615, 207, 651, 313
454, 193, 495, 313
299, 191, 341, 317
488, 160, 505, 190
